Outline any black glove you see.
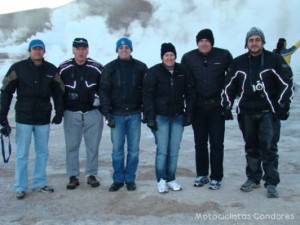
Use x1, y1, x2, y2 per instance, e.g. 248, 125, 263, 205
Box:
105, 115, 115, 128
182, 114, 192, 126
222, 107, 233, 120
51, 114, 63, 124
0, 119, 11, 137
275, 103, 290, 120
147, 120, 157, 131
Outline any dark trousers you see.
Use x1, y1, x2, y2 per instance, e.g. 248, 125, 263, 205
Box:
192, 106, 225, 181
238, 112, 280, 186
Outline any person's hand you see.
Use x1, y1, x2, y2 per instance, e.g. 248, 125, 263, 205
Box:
223, 106, 233, 120
51, 115, 63, 124
275, 103, 290, 120
182, 114, 192, 126
147, 120, 157, 131
105, 115, 115, 128
0, 118, 11, 137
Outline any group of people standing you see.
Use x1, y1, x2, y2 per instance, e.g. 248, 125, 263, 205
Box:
0, 27, 295, 200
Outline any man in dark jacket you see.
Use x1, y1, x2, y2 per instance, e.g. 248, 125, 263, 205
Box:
100, 37, 147, 192
221, 27, 294, 198
181, 29, 233, 190
58, 38, 104, 190
0, 39, 64, 200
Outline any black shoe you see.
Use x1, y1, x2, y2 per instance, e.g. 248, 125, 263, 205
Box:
87, 175, 100, 187
109, 182, 124, 192
126, 182, 136, 191
16, 191, 26, 200
266, 185, 279, 198
66, 176, 80, 190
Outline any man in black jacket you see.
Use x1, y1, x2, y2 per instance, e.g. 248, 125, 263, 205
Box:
100, 37, 147, 192
0, 39, 64, 200
58, 38, 104, 190
181, 29, 233, 190
221, 27, 294, 198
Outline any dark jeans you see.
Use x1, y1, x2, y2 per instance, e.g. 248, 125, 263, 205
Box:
192, 106, 225, 181
238, 112, 280, 186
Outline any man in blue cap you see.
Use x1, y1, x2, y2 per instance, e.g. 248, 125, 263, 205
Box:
100, 37, 147, 192
0, 39, 64, 200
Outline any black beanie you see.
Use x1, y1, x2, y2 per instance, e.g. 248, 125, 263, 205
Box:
196, 29, 214, 46
160, 43, 177, 59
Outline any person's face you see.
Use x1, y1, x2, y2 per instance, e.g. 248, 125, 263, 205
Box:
29, 47, 45, 64
117, 45, 131, 60
247, 35, 264, 56
73, 46, 89, 65
162, 52, 176, 67
197, 39, 212, 55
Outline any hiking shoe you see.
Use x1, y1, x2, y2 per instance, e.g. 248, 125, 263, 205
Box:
209, 180, 221, 190
126, 182, 137, 191
157, 179, 168, 193
87, 175, 100, 187
266, 185, 279, 198
16, 191, 26, 200
33, 186, 54, 193
109, 182, 124, 192
240, 179, 260, 192
66, 176, 80, 190
167, 180, 182, 191
194, 176, 209, 187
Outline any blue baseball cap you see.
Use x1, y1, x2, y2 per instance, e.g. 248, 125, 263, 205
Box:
116, 37, 133, 52
28, 39, 45, 50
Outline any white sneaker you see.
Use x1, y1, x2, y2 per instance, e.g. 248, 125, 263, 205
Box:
167, 180, 182, 191
157, 179, 168, 193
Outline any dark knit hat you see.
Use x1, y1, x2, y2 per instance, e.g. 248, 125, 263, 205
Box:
196, 29, 214, 46
116, 37, 133, 52
244, 27, 266, 48
73, 38, 88, 48
160, 43, 177, 59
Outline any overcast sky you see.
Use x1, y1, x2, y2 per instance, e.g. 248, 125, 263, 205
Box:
0, 0, 74, 14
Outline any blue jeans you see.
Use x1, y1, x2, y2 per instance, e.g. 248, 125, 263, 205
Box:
153, 115, 184, 182
14, 123, 50, 192
111, 113, 141, 183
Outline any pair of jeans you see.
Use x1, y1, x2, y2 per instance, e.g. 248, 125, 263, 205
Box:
110, 113, 141, 183
14, 123, 50, 192
153, 115, 184, 182
192, 106, 225, 181
64, 109, 103, 177
238, 112, 279, 186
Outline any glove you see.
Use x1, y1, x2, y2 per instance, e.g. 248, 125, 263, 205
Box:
222, 106, 233, 120
275, 103, 290, 120
276, 103, 290, 120
105, 115, 115, 128
51, 114, 63, 124
147, 120, 157, 131
182, 114, 192, 126
0, 119, 11, 137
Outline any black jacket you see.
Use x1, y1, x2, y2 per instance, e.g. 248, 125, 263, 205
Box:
181, 47, 232, 107
100, 57, 147, 116
221, 49, 294, 114
58, 58, 103, 112
143, 63, 195, 121
0, 58, 64, 125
